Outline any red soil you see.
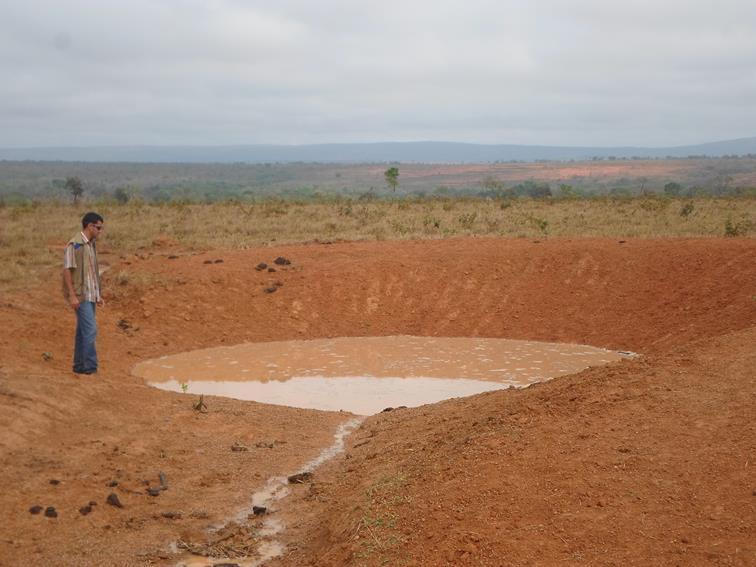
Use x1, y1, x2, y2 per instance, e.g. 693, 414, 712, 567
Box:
1, 237, 754, 565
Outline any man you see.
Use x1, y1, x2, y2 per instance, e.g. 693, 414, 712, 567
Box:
62, 212, 105, 375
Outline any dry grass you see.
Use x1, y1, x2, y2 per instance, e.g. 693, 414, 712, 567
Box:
1, 197, 753, 291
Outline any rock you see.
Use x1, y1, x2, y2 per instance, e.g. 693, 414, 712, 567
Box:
255, 441, 275, 449
89, 500, 97, 506
106, 493, 124, 508
263, 287, 278, 294
381, 407, 394, 412
231, 441, 249, 452
255, 262, 268, 271
252, 506, 267, 516
213, 563, 241, 567
42, 352, 53, 361
288, 472, 312, 484
158, 471, 168, 489
29, 505, 43, 515
168, 255, 179, 259
203, 260, 213, 264
49, 479, 61, 485
161, 511, 182, 519
267, 267, 276, 272
147, 488, 162, 497
107, 480, 119, 487
44, 506, 58, 518
213, 259, 224, 264
117, 319, 131, 330
273, 257, 291, 265
79, 505, 92, 515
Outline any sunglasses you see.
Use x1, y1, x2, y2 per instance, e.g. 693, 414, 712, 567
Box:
91, 224, 104, 231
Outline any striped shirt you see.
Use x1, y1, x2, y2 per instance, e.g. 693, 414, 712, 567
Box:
64, 232, 101, 302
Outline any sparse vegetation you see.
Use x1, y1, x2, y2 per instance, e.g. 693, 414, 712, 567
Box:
354, 471, 410, 564
680, 201, 695, 217
724, 216, 753, 237
0, 197, 753, 291
2, 158, 755, 204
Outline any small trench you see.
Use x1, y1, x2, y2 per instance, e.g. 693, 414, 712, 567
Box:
173, 417, 363, 567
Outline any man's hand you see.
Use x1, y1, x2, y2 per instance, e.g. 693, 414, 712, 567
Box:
70, 297, 80, 311
97, 298, 105, 307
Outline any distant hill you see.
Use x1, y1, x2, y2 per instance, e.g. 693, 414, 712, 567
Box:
1, 137, 755, 164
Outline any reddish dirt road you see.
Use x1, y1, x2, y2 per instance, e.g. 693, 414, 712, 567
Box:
0, 237, 754, 566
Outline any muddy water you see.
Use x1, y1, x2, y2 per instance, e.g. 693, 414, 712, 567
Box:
134, 336, 628, 415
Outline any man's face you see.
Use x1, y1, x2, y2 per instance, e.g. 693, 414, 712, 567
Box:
86, 221, 104, 240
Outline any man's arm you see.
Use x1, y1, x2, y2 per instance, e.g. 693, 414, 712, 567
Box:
62, 268, 80, 310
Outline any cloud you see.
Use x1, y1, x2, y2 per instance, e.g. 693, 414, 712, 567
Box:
1, 0, 755, 147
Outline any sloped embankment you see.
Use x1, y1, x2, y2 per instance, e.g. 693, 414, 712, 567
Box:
0, 237, 754, 566
277, 326, 755, 566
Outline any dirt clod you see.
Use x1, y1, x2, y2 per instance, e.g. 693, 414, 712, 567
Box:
29, 505, 43, 515
44, 507, 57, 518
106, 493, 123, 508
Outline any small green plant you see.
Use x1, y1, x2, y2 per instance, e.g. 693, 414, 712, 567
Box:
179, 382, 189, 393
354, 471, 409, 562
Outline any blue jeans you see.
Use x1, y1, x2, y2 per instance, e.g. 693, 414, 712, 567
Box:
73, 301, 98, 373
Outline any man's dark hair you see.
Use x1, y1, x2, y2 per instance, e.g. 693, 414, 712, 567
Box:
81, 212, 104, 228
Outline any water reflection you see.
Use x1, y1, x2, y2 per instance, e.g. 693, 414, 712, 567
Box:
135, 336, 629, 415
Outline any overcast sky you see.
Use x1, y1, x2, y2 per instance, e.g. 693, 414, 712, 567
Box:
2, 0, 755, 148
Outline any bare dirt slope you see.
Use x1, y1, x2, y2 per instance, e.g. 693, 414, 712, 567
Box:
0, 237, 754, 566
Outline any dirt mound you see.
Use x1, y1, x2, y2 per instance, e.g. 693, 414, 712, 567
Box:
0, 237, 754, 565
278, 326, 755, 566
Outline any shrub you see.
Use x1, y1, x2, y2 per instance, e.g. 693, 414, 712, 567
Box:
724, 217, 753, 237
